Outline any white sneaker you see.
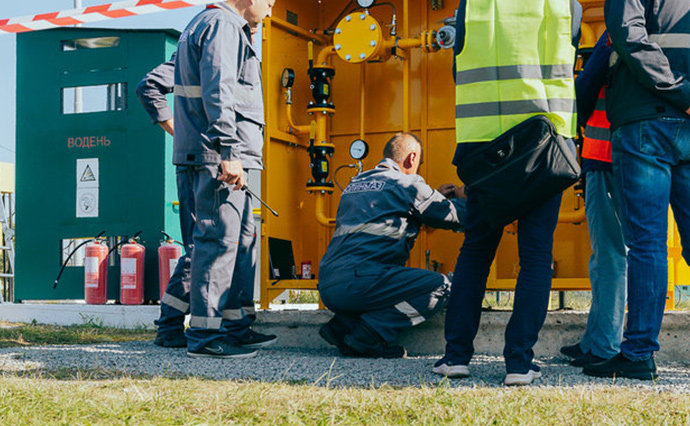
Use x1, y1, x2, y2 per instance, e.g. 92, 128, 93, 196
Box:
432, 362, 470, 378
504, 369, 542, 386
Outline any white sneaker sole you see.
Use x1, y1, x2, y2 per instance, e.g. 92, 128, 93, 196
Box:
433, 363, 470, 378
242, 336, 278, 349
504, 369, 542, 386
186, 349, 258, 359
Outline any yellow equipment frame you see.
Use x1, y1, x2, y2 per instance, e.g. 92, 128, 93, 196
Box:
258, 0, 687, 310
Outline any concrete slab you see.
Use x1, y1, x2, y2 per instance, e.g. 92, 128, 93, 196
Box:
1, 303, 689, 362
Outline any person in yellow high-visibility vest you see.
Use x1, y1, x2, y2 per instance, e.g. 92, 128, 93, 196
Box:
434, 0, 581, 386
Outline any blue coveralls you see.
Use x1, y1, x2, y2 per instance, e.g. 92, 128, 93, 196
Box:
319, 158, 466, 343
173, 4, 264, 351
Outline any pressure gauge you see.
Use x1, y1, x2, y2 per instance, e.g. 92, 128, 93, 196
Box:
281, 68, 295, 88
349, 139, 369, 160
357, 0, 376, 8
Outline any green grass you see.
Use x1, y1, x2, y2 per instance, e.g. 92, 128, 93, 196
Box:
287, 290, 321, 304
0, 321, 154, 348
0, 374, 689, 425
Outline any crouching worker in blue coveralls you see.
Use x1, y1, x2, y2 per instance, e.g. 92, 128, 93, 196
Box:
318, 133, 467, 358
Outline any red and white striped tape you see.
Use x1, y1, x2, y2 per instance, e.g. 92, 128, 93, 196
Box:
0, 0, 218, 34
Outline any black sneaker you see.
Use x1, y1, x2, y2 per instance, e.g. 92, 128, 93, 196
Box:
570, 353, 606, 367
319, 317, 351, 347
583, 353, 658, 380
343, 334, 406, 359
153, 331, 187, 348
187, 341, 258, 359
319, 321, 357, 357
236, 329, 278, 349
560, 343, 584, 359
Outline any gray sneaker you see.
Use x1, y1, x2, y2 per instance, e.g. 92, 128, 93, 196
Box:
187, 341, 258, 359
504, 367, 542, 386
432, 362, 470, 378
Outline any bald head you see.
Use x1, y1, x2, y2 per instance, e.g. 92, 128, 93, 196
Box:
383, 133, 423, 175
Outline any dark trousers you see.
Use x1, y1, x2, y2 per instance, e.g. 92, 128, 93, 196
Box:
443, 145, 562, 373
155, 166, 195, 335
319, 264, 451, 342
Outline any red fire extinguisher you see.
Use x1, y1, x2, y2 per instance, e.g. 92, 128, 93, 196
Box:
158, 232, 182, 300
84, 239, 109, 305
120, 233, 145, 305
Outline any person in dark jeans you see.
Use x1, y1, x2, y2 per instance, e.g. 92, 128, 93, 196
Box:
435, 0, 582, 386
583, 0, 690, 380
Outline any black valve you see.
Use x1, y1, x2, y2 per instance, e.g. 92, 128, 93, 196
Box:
307, 141, 335, 188
308, 66, 336, 110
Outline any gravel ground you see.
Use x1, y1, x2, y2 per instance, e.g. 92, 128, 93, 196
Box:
1, 341, 690, 391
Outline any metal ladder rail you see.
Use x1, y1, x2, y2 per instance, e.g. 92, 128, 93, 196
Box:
0, 192, 15, 303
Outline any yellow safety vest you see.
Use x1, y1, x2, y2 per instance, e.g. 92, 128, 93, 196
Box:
455, 0, 577, 143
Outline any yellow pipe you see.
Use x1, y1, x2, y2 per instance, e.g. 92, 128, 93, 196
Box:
558, 209, 586, 224
558, 193, 586, 223
402, 0, 411, 132
269, 17, 328, 45
315, 192, 336, 227
383, 37, 424, 51
285, 102, 311, 135
360, 63, 366, 140
317, 45, 337, 66
315, 113, 329, 144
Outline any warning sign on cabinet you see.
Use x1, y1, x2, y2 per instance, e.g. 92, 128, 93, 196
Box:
76, 158, 99, 218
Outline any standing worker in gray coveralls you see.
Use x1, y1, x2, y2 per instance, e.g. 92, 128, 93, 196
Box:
318, 133, 467, 358
174, 0, 276, 359
136, 26, 263, 349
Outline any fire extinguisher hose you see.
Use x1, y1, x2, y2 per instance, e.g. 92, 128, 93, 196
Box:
53, 230, 106, 290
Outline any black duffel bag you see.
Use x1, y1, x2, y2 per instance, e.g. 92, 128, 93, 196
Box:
456, 115, 581, 228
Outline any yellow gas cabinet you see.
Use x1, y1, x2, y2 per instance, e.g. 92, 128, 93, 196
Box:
258, 0, 684, 309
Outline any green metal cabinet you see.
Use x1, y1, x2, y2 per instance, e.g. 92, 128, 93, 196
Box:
15, 27, 180, 302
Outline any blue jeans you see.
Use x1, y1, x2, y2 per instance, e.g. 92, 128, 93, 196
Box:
612, 117, 690, 361
443, 148, 562, 373
579, 170, 627, 359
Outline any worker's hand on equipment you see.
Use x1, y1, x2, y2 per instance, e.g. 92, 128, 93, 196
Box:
158, 119, 174, 136
438, 183, 466, 199
438, 183, 457, 198
218, 160, 246, 190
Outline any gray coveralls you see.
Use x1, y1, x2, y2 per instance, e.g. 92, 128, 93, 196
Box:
319, 158, 466, 343
136, 55, 194, 337
173, 4, 264, 351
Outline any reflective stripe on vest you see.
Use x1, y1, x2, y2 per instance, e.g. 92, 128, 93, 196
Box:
582, 88, 612, 163
455, 0, 577, 143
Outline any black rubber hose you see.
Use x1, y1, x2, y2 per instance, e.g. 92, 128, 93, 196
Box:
53, 230, 106, 290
